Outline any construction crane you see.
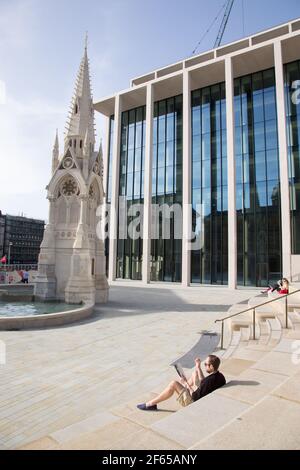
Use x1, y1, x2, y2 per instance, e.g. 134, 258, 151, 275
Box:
214, 0, 235, 48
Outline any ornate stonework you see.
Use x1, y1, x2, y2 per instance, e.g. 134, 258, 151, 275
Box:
61, 177, 79, 197
62, 156, 75, 170
34, 43, 108, 305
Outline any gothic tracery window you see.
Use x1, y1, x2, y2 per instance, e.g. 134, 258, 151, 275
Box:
60, 177, 79, 197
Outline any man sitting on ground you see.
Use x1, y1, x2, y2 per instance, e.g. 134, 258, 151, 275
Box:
137, 354, 226, 411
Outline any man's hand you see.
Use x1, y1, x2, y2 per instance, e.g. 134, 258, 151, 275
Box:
195, 357, 205, 382
195, 358, 201, 367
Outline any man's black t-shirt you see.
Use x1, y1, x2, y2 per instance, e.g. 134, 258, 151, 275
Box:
191, 371, 226, 402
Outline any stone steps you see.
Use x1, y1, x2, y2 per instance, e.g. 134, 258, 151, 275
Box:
96, 294, 300, 450
59, 296, 297, 450
17, 290, 300, 450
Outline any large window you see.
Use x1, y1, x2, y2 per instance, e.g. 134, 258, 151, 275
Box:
116, 107, 146, 280
234, 68, 281, 286
151, 95, 182, 282
191, 83, 228, 284
284, 61, 300, 254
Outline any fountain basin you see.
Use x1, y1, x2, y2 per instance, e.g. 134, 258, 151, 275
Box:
0, 284, 94, 330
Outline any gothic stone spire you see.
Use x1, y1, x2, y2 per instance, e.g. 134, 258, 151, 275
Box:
52, 129, 59, 174
64, 39, 95, 156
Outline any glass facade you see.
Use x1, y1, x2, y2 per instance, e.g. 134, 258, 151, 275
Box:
284, 60, 300, 254
191, 83, 228, 284
234, 68, 282, 286
105, 115, 114, 276
116, 106, 146, 279
105, 55, 297, 287
151, 95, 183, 282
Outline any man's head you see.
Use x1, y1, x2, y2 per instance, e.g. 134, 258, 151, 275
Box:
282, 278, 289, 288
204, 355, 221, 374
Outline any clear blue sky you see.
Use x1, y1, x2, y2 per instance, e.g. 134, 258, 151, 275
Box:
0, 0, 299, 220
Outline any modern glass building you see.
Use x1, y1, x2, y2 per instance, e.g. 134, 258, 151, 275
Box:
95, 18, 300, 288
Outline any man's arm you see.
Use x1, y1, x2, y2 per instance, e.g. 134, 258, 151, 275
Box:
179, 377, 195, 394
195, 358, 205, 382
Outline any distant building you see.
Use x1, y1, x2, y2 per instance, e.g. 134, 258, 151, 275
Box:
0, 211, 5, 259
0, 211, 45, 264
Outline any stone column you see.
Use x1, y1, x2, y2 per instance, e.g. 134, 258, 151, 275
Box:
65, 194, 95, 304
225, 57, 237, 289
34, 195, 57, 300
79, 195, 87, 225
182, 70, 192, 286
274, 40, 292, 280
66, 200, 71, 225
142, 83, 154, 284
40, 194, 57, 253
108, 94, 122, 282
48, 196, 56, 226
73, 195, 89, 249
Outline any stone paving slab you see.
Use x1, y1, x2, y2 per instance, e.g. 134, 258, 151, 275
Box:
220, 358, 255, 376
150, 394, 249, 449
273, 338, 297, 354
110, 391, 179, 428
231, 348, 267, 362
252, 351, 300, 376
108, 427, 184, 451
0, 285, 256, 449
110, 393, 181, 427
55, 419, 143, 450
49, 411, 120, 444
192, 396, 300, 450
285, 330, 300, 339
272, 372, 300, 404
18, 436, 59, 450
215, 368, 286, 405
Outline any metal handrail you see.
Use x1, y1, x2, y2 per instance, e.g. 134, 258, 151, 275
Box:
215, 288, 300, 349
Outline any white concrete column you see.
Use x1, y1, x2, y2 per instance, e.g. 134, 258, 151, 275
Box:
225, 57, 237, 289
103, 115, 111, 276
142, 84, 154, 284
182, 70, 192, 286
103, 116, 111, 198
108, 94, 122, 281
274, 40, 292, 279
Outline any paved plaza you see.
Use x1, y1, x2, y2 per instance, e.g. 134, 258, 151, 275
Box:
0, 283, 255, 450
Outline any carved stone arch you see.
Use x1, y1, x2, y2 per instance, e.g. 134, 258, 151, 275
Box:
87, 176, 104, 205
88, 179, 100, 202
60, 175, 80, 198
51, 172, 83, 200
87, 179, 101, 229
